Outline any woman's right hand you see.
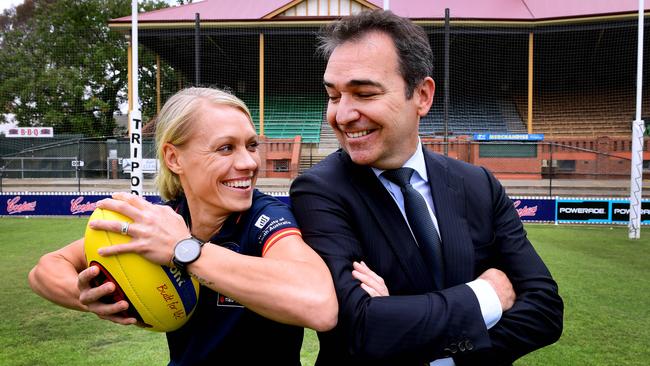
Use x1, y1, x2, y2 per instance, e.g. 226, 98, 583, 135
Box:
77, 265, 138, 326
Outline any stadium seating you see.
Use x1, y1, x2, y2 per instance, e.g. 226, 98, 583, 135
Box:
514, 89, 639, 136
249, 96, 324, 143
420, 94, 526, 136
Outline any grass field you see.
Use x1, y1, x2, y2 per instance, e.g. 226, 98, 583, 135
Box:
1, 217, 649, 365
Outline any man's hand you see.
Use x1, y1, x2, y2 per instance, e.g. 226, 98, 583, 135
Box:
478, 268, 515, 312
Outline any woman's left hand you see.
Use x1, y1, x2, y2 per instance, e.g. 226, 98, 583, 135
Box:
89, 192, 190, 266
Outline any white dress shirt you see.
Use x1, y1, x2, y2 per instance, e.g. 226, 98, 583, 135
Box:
372, 139, 502, 365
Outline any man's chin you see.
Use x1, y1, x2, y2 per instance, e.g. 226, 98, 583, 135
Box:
346, 150, 378, 167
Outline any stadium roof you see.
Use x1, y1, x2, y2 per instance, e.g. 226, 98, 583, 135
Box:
110, 0, 650, 25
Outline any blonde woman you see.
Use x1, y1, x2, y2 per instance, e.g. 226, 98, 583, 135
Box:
29, 87, 337, 365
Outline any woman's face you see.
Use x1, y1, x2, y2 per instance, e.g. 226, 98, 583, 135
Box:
168, 103, 260, 216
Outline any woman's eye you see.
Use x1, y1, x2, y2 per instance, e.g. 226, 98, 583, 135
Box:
217, 145, 233, 152
247, 142, 259, 151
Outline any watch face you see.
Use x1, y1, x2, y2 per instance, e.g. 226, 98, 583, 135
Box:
175, 239, 201, 263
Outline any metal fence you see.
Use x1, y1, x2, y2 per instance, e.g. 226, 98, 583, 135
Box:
1, 136, 648, 198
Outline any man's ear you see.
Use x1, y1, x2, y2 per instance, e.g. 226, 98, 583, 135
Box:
162, 142, 183, 174
415, 77, 435, 117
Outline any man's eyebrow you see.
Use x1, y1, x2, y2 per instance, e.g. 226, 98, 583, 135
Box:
323, 79, 385, 89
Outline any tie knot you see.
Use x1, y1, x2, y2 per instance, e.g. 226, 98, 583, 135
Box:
382, 167, 415, 188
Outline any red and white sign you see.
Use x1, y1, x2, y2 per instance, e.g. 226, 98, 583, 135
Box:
5, 127, 53, 138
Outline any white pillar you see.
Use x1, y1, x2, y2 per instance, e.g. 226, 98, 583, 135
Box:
129, 0, 143, 196
628, 0, 645, 239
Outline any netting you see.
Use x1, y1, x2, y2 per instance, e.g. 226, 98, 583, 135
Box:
0, 1, 648, 187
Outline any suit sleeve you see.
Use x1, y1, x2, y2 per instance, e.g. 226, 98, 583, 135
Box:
454, 168, 564, 365
291, 170, 492, 363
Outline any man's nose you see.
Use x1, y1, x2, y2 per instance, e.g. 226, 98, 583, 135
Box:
334, 95, 360, 125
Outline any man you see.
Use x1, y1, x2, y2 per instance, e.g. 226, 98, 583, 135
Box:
290, 10, 563, 366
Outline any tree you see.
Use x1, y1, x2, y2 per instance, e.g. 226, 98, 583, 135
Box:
0, 0, 170, 137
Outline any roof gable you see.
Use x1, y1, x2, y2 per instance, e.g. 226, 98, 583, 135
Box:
265, 0, 378, 18
111, 0, 649, 23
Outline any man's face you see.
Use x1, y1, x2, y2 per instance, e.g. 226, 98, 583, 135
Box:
323, 31, 434, 169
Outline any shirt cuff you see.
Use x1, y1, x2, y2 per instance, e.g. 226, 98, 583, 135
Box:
466, 278, 502, 329
431, 357, 455, 365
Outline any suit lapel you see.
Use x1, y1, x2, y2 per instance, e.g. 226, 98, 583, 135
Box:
424, 149, 475, 287
343, 153, 434, 293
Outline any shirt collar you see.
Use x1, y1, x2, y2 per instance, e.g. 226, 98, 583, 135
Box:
372, 138, 428, 183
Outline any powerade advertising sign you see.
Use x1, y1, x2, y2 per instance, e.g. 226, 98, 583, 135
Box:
556, 199, 650, 224
611, 201, 650, 223
557, 200, 609, 222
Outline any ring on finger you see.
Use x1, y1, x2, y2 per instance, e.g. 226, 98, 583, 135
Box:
120, 221, 130, 235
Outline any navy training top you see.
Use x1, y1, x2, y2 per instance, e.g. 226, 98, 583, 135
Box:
165, 189, 304, 365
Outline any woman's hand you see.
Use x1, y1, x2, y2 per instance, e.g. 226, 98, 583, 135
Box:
352, 261, 389, 297
88, 192, 190, 266
77, 265, 138, 325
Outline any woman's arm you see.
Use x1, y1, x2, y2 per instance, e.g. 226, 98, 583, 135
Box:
28, 238, 138, 325
28, 239, 89, 311
92, 193, 338, 332
190, 234, 338, 332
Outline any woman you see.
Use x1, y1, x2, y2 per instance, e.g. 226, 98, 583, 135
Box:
28, 87, 338, 365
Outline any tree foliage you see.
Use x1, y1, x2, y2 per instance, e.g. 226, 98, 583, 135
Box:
0, 0, 172, 137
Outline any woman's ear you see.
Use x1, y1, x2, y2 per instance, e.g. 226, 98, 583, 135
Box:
415, 77, 435, 117
162, 142, 183, 174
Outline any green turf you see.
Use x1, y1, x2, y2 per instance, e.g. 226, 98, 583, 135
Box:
1, 218, 648, 365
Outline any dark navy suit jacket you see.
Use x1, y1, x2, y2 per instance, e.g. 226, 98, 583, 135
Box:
290, 147, 563, 366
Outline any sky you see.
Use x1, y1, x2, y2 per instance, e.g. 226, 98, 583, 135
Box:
0, 0, 20, 12
0, 0, 181, 132
0, 0, 180, 13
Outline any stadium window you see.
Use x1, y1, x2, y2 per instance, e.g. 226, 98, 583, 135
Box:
478, 143, 537, 158
556, 160, 576, 172
273, 159, 289, 172
643, 160, 649, 171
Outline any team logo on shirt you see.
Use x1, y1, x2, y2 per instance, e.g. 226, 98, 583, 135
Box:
254, 214, 270, 229
217, 293, 244, 308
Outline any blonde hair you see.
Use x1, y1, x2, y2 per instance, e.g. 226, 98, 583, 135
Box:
154, 87, 253, 201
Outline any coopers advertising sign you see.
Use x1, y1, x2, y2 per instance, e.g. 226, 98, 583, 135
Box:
1, 194, 161, 216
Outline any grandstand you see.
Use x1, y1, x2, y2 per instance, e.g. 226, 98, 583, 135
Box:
249, 95, 325, 143
422, 94, 525, 136
514, 90, 637, 136
2, 0, 649, 183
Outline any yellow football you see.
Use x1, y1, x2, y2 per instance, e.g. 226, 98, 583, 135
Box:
84, 207, 199, 332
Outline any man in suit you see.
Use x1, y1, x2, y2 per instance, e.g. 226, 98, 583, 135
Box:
289, 10, 563, 366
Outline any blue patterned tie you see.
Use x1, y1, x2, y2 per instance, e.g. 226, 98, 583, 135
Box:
383, 168, 444, 289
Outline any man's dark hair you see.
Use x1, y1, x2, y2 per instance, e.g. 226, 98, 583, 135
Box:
317, 9, 433, 99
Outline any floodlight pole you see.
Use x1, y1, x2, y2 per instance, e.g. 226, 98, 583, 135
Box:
628, 0, 646, 239
444, 8, 450, 156
383, 0, 389, 10
129, 0, 143, 196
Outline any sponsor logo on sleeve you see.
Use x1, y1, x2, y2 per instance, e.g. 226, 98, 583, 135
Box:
217, 293, 244, 308
254, 214, 270, 229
